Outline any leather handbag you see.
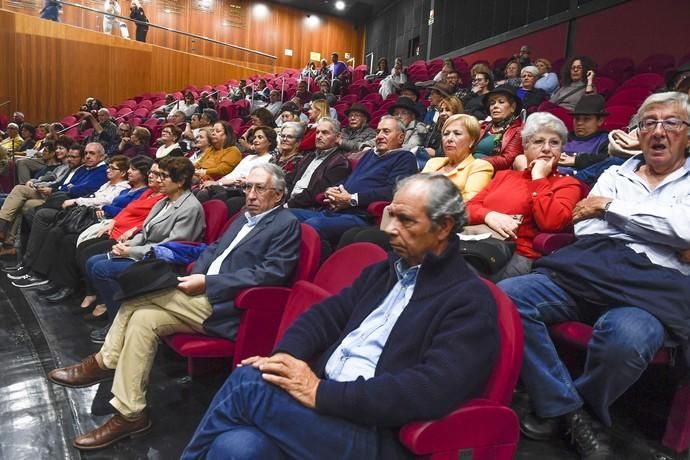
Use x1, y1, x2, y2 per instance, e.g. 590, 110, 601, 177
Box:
54, 206, 99, 234
457, 237, 516, 275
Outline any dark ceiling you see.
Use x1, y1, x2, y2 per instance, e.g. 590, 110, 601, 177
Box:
265, 0, 396, 24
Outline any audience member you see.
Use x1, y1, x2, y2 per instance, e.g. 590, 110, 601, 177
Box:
39, 0, 62, 21
329, 52, 349, 93
129, 0, 148, 42
365, 57, 390, 81
298, 98, 331, 152
154, 124, 183, 159
499, 91, 690, 460
48, 163, 301, 451
103, 0, 130, 38
424, 114, 493, 201
515, 44, 533, 67
265, 90, 283, 116
271, 121, 305, 186
187, 126, 211, 164
291, 116, 417, 243
396, 82, 427, 121
424, 96, 464, 157
81, 108, 120, 155
301, 61, 318, 80
340, 103, 376, 152
549, 56, 597, 110
0, 123, 23, 162
534, 58, 559, 96
315, 59, 331, 83
177, 92, 199, 118
474, 85, 524, 171
293, 80, 312, 107
423, 82, 454, 125
118, 126, 150, 158
197, 91, 217, 112
387, 97, 429, 168
496, 60, 522, 88
285, 118, 350, 210
379, 61, 407, 99
182, 173, 499, 460
317, 80, 338, 107
462, 71, 493, 120
228, 81, 247, 102
193, 121, 241, 181
557, 95, 611, 177
466, 112, 581, 280
518, 65, 549, 112
153, 94, 176, 118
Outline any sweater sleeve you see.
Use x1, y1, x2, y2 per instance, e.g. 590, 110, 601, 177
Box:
356, 152, 418, 205
204, 147, 242, 178
66, 167, 108, 198
529, 176, 582, 232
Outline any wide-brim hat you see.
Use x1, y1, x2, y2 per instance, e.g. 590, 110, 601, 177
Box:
388, 96, 422, 118
482, 85, 523, 114
115, 259, 180, 302
429, 82, 454, 98
396, 81, 420, 98
344, 102, 371, 121
570, 94, 609, 116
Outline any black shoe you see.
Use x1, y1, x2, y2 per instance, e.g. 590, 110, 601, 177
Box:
520, 412, 562, 441
46, 287, 76, 303
563, 409, 614, 460
37, 283, 60, 296
2, 262, 24, 273
90, 324, 111, 344
12, 274, 50, 288
91, 382, 115, 416
6, 265, 30, 279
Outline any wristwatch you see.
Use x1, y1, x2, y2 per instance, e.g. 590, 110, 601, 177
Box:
603, 200, 612, 217
349, 193, 358, 207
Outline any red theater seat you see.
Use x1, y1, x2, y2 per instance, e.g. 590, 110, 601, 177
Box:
399, 279, 523, 460
619, 72, 665, 91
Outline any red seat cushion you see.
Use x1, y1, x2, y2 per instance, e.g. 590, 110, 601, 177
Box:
166, 334, 235, 358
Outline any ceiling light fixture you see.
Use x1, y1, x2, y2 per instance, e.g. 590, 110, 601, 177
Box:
335, 1, 345, 10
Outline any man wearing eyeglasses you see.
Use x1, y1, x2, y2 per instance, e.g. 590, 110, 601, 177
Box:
499, 91, 690, 459
48, 163, 301, 450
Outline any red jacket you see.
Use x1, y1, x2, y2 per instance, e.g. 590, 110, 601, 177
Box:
112, 189, 166, 240
466, 169, 583, 259
478, 119, 523, 171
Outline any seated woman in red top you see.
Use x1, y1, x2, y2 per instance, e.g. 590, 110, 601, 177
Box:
473, 85, 524, 171
466, 112, 583, 281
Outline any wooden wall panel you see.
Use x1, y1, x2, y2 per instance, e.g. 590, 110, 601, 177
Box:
2, 0, 365, 73
0, 9, 288, 122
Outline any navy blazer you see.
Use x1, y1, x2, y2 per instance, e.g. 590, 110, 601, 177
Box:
193, 207, 301, 339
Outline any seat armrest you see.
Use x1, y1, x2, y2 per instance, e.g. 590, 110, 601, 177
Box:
234, 287, 292, 311
533, 233, 576, 255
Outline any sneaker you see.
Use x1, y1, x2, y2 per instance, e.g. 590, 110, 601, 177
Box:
2, 262, 24, 273
12, 274, 50, 288
6, 266, 30, 279
563, 409, 614, 460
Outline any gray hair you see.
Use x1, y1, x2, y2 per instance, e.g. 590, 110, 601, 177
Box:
636, 91, 690, 123
281, 121, 305, 140
395, 173, 467, 233
379, 115, 406, 133
85, 142, 106, 157
317, 117, 341, 133
249, 163, 287, 193
522, 112, 568, 148
521, 65, 539, 77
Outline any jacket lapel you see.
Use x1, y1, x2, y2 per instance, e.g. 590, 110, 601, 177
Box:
224, 208, 279, 255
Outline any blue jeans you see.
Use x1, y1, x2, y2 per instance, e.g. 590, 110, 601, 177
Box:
85, 253, 136, 320
182, 366, 377, 460
498, 273, 665, 425
290, 209, 369, 243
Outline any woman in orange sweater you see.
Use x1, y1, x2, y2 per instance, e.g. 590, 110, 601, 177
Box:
193, 121, 242, 180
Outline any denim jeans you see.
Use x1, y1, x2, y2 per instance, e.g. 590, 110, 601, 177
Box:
182, 366, 377, 460
85, 253, 136, 320
290, 208, 369, 243
498, 272, 665, 425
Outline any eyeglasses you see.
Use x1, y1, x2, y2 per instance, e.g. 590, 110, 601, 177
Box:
472, 78, 486, 83
279, 134, 297, 140
159, 172, 171, 179
638, 118, 690, 133
241, 183, 277, 194
530, 138, 562, 149
108, 165, 125, 171
571, 65, 583, 70
148, 171, 161, 177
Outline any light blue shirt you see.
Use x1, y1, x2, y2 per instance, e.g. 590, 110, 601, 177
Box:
325, 260, 420, 382
575, 155, 690, 275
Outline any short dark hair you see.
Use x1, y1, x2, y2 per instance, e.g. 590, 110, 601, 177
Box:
201, 108, 218, 124
159, 156, 194, 190
129, 155, 155, 182
69, 144, 85, 157
108, 155, 130, 173
56, 135, 75, 149
251, 107, 277, 128
252, 126, 278, 151
22, 123, 36, 136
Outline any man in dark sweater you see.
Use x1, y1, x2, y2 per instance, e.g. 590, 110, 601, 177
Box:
182, 173, 499, 459
290, 115, 418, 243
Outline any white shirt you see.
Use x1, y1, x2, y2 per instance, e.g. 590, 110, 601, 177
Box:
220, 153, 272, 184
206, 207, 278, 275
290, 147, 337, 197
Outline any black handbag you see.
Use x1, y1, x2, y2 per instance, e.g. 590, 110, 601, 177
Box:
54, 206, 99, 234
458, 237, 516, 275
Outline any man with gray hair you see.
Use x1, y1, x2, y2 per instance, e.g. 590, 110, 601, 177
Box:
48, 163, 302, 450
500, 91, 690, 459
80, 107, 120, 155
182, 173, 499, 459
286, 117, 351, 209
290, 115, 418, 243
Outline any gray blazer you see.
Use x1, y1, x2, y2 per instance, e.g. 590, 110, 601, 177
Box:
126, 190, 205, 260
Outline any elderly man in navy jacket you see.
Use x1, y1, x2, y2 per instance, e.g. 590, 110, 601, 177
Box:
48, 163, 301, 451
182, 173, 499, 459
290, 115, 418, 244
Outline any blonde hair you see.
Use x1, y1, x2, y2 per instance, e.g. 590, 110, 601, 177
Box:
439, 96, 464, 116
310, 99, 330, 122
442, 114, 481, 151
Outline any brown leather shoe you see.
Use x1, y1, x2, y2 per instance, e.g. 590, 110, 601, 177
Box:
48, 354, 115, 388
73, 410, 152, 450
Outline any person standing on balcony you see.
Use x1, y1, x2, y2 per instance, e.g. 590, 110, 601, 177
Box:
103, 0, 130, 39
129, 0, 149, 43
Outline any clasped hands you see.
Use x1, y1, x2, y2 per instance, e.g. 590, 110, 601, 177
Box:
323, 185, 351, 211
239, 353, 320, 409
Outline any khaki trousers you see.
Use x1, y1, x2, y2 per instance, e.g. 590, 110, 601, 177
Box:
99, 288, 214, 418
0, 184, 45, 244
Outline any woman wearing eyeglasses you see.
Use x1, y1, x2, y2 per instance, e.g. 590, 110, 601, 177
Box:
466, 112, 582, 281
271, 122, 305, 187
461, 71, 493, 120
155, 123, 184, 159
549, 56, 597, 110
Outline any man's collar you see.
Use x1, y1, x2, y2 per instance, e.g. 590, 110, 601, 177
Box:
315, 146, 338, 158
244, 205, 279, 227
394, 259, 420, 287
85, 161, 106, 171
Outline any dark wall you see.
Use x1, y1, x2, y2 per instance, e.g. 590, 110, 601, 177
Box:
364, 0, 431, 67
